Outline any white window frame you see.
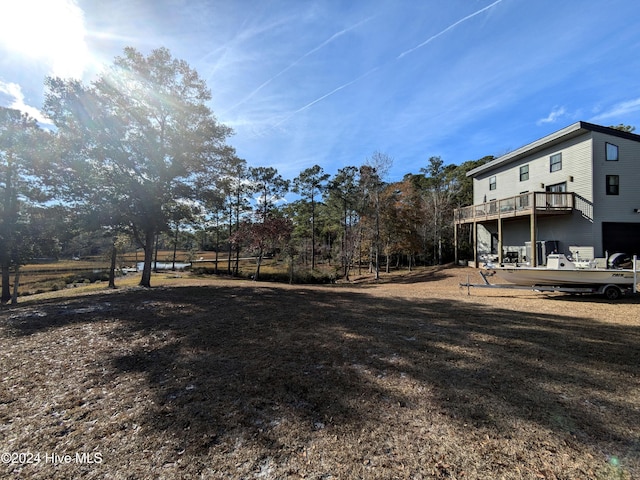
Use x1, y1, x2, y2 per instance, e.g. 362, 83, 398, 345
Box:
550, 153, 562, 172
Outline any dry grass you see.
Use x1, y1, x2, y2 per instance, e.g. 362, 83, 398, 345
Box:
0, 266, 638, 479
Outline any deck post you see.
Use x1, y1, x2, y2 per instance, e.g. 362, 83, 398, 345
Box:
498, 216, 503, 264
634, 255, 638, 294
530, 193, 537, 267
454, 219, 458, 265
473, 221, 478, 267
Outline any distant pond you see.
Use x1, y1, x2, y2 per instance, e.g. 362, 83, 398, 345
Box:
135, 262, 191, 271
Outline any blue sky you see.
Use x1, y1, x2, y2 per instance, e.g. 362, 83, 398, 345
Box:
1, 0, 640, 183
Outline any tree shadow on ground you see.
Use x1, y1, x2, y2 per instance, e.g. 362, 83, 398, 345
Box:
345, 265, 457, 285
386, 265, 463, 284
2, 284, 639, 477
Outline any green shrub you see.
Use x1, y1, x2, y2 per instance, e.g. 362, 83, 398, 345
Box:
191, 267, 219, 275
292, 270, 335, 284
191, 265, 335, 285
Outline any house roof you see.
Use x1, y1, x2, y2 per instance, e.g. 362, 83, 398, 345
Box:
467, 121, 640, 177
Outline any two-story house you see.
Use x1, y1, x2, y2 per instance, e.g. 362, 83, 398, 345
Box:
454, 121, 640, 266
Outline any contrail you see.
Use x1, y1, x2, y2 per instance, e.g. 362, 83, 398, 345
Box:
272, 66, 381, 127
267, 0, 503, 128
225, 16, 375, 114
398, 0, 503, 59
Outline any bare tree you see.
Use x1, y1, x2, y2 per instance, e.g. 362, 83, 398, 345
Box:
326, 166, 360, 280
359, 152, 392, 280
420, 157, 459, 264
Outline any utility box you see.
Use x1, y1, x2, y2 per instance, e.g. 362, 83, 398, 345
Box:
525, 240, 560, 265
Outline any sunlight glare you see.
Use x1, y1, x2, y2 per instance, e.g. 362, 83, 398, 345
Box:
0, 0, 89, 78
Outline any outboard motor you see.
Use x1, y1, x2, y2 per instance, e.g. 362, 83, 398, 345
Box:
608, 252, 633, 269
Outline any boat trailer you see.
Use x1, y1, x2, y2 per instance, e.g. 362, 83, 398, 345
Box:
461, 269, 638, 301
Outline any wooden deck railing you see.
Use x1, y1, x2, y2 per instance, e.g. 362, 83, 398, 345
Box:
454, 192, 574, 224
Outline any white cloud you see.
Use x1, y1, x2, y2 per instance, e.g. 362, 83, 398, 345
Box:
590, 98, 640, 122
537, 106, 567, 125
0, 81, 52, 125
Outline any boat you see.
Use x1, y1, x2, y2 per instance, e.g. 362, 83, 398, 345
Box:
486, 253, 637, 287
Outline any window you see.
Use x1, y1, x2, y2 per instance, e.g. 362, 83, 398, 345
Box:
606, 175, 619, 195
546, 182, 566, 192
518, 191, 529, 208
550, 153, 562, 172
489, 176, 496, 190
546, 182, 567, 207
606, 142, 619, 161
519, 164, 529, 181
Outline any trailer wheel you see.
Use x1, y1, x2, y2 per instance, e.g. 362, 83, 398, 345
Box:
603, 285, 622, 301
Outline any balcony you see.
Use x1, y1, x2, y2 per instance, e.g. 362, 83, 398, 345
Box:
454, 192, 574, 225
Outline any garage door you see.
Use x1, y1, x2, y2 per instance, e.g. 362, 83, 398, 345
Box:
602, 222, 640, 256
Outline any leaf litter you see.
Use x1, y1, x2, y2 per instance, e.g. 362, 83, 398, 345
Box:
0, 267, 638, 479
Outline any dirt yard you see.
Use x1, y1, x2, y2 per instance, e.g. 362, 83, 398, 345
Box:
0, 266, 638, 479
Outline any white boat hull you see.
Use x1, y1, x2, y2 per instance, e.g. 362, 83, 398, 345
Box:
492, 267, 636, 286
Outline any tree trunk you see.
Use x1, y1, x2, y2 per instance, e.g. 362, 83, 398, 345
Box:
1, 159, 16, 305
108, 242, 117, 289
172, 224, 179, 271
139, 230, 155, 287
254, 246, 263, 281
342, 199, 348, 279
214, 235, 220, 275
357, 228, 363, 276
369, 246, 374, 274
227, 205, 233, 275
311, 197, 316, 270
234, 192, 242, 276
1, 263, 10, 304
289, 252, 294, 285
153, 234, 160, 273
11, 267, 20, 304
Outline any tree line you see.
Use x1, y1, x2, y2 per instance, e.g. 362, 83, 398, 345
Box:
1, 47, 488, 303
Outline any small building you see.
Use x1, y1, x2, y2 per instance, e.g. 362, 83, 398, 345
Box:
454, 121, 640, 266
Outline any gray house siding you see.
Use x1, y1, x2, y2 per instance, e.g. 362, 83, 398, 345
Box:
592, 131, 640, 222
458, 122, 640, 264
472, 134, 593, 206
476, 211, 594, 260
591, 131, 640, 255
472, 133, 597, 258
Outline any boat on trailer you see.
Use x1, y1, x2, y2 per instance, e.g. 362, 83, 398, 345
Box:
488, 253, 636, 286
461, 253, 639, 300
